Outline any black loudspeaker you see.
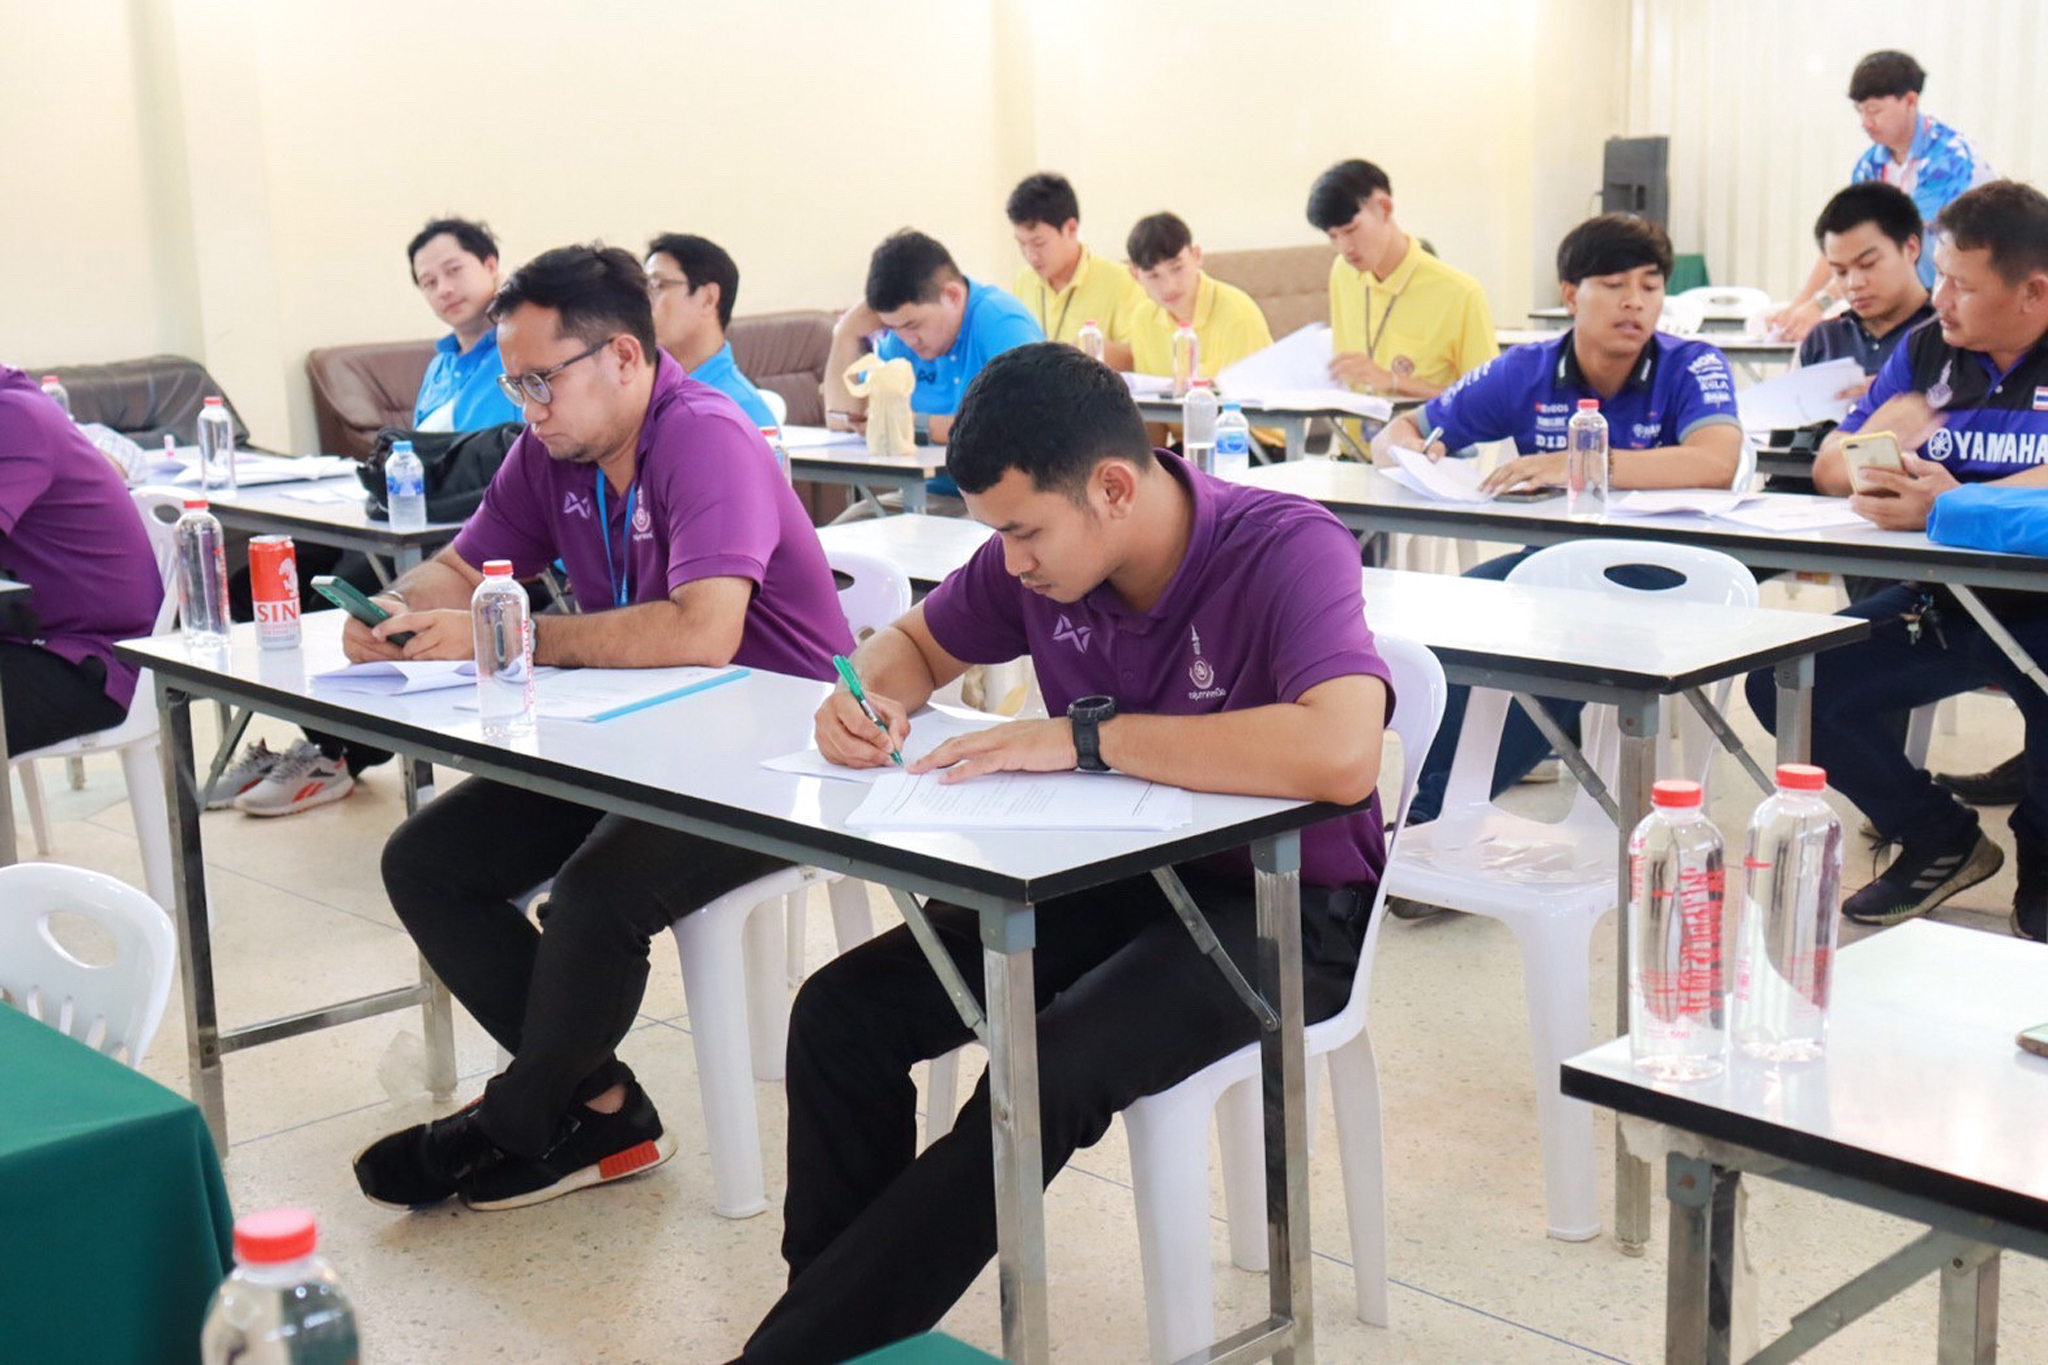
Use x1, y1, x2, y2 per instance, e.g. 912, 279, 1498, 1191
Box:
1601, 136, 1669, 226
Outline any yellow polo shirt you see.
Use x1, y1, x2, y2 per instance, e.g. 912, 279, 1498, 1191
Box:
1129, 273, 1275, 381
1011, 247, 1145, 348
1328, 236, 1497, 393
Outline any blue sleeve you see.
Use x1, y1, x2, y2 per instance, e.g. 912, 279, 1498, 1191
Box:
1850, 146, 1882, 185
1419, 350, 1520, 451
412, 353, 451, 426
1670, 344, 1741, 439
968, 309, 1046, 372
1839, 337, 1915, 435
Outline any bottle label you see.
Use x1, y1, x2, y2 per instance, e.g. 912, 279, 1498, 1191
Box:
1217, 432, 1250, 456
388, 469, 424, 498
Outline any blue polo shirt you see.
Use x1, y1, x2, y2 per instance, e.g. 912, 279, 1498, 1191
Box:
414, 330, 523, 432
1420, 330, 1741, 455
1850, 114, 1994, 289
1842, 319, 2048, 482
1797, 300, 1937, 376
874, 280, 1043, 417
687, 340, 777, 428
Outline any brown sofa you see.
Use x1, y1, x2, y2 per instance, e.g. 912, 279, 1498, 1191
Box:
306, 309, 836, 462
30, 353, 254, 448
1203, 244, 1338, 339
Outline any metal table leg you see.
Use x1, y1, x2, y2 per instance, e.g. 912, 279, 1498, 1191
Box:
399, 735, 455, 1099
1937, 1247, 2000, 1365
1665, 1152, 1743, 1365
1614, 694, 1659, 1254
1774, 654, 1815, 765
159, 678, 229, 1152
1254, 833, 1313, 1363
982, 900, 1049, 1364
903, 480, 929, 514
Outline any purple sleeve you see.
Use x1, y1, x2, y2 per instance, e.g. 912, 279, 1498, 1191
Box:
450, 434, 557, 577
0, 402, 55, 535
1259, 513, 1394, 713
656, 422, 780, 592
1838, 336, 1916, 436
919, 531, 1031, 665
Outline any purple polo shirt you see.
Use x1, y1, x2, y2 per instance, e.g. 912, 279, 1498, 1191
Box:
0, 367, 162, 708
922, 451, 1395, 890
451, 353, 851, 681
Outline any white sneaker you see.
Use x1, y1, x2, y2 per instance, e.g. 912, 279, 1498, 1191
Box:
233, 739, 355, 817
207, 739, 283, 810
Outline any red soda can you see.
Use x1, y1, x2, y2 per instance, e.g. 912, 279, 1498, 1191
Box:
249, 535, 301, 649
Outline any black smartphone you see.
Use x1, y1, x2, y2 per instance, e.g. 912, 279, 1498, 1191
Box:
310, 575, 415, 646
1493, 487, 1563, 503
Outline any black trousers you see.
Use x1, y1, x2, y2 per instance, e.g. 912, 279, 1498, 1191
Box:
0, 642, 128, 755
740, 865, 1366, 1363
379, 777, 785, 1157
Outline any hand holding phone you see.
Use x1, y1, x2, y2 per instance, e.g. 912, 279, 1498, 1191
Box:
311, 575, 415, 647
1840, 430, 1905, 494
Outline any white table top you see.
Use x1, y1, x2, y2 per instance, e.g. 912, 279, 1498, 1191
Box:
781, 426, 947, 479
121, 616, 1327, 907
205, 475, 464, 547
1563, 921, 2048, 1233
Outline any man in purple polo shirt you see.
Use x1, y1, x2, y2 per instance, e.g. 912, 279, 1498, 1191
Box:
740, 343, 1394, 1361
0, 366, 161, 754
344, 245, 852, 1214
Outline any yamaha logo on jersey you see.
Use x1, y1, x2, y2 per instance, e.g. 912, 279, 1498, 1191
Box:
1925, 427, 1955, 462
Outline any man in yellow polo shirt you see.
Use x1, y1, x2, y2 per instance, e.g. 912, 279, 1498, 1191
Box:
1007, 172, 1144, 371
1308, 158, 1496, 401
1126, 212, 1274, 381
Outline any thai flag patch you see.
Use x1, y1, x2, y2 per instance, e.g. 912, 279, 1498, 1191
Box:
2035, 386, 2048, 411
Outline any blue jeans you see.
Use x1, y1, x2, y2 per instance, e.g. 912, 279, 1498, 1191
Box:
1745, 584, 2048, 850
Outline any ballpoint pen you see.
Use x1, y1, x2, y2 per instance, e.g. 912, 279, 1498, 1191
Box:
832, 654, 904, 767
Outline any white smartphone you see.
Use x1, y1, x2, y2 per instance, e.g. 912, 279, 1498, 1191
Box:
1841, 430, 1905, 493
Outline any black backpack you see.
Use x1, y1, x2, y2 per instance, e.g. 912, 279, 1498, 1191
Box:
356, 422, 524, 523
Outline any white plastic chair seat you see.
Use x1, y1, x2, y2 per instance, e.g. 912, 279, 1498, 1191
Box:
0, 861, 175, 1065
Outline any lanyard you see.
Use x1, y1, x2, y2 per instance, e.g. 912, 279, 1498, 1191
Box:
594, 471, 636, 609
1363, 280, 1402, 360
1039, 275, 1077, 341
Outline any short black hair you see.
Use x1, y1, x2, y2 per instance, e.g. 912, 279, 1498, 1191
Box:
1848, 50, 1926, 102
947, 343, 1154, 501
1305, 159, 1393, 232
1126, 213, 1194, 271
488, 243, 658, 362
864, 230, 961, 313
646, 232, 741, 329
1935, 180, 2048, 287
1555, 214, 1673, 284
1813, 182, 1924, 252
1006, 172, 1080, 229
406, 217, 498, 279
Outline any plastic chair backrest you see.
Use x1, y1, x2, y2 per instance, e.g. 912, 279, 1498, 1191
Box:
0, 862, 176, 1066
822, 547, 912, 643
762, 388, 790, 428
1676, 284, 1771, 318
1658, 295, 1706, 338
130, 485, 186, 636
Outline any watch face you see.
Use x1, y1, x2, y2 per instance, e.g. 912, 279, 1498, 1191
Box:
1069, 695, 1116, 721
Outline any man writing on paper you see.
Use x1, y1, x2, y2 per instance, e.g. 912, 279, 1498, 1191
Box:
1374, 214, 1742, 830
345, 244, 853, 1212
739, 343, 1393, 1360
1007, 171, 1144, 370
1747, 181, 2048, 941
1125, 211, 1274, 384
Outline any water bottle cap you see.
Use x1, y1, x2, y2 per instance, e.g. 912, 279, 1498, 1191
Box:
182, 498, 209, 511
759, 427, 781, 437
1577, 399, 1599, 411
1190, 378, 1212, 389
1776, 763, 1826, 791
40, 375, 59, 385
233, 1207, 318, 1263
1083, 318, 1098, 327
483, 559, 515, 576
1650, 779, 1703, 809
203, 396, 224, 406
391, 440, 414, 454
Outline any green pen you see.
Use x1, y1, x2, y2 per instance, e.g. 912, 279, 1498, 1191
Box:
832, 654, 904, 767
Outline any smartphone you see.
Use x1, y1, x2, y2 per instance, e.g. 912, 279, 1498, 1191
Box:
1493, 487, 1563, 503
311, 574, 414, 646
1841, 430, 1905, 492
2019, 1022, 2048, 1060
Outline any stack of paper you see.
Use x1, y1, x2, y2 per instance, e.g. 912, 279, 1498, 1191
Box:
1607, 489, 1757, 518
455, 664, 749, 722
1210, 327, 1395, 423
1121, 373, 1175, 398
1380, 445, 1492, 503
313, 660, 480, 695
1712, 499, 1871, 533
845, 769, 1193, 831
1737, 358, 1865, 433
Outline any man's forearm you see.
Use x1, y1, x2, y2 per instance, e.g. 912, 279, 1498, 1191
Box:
850, 625, 940, 712
1098, 699, 1381, 806
534, 600, 735, 668
1612, 438, 1741, 490
824, 327, 866, 419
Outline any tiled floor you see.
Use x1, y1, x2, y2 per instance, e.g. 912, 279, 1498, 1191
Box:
16, 575, 2045, 1361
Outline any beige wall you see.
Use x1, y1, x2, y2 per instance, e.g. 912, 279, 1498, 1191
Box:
4, 0, 1624, 451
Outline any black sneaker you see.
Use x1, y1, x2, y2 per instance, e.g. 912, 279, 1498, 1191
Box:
353, 1100, 501, 1211
460, 1082, 676, 1211
1387, 896, 1456, 921
1934, 752, 2027, 807
2013, 837, 2047, 943
1843, 827, 2005, 927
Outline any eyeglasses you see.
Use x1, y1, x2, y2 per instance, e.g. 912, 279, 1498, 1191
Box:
647, 274, 695, 298
496, 336, 615, 407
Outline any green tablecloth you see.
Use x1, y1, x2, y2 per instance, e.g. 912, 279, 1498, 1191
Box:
0, 1004, 234, 1364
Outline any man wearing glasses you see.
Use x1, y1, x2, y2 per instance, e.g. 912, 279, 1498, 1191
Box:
345, 243, 853, 1213
644, 232, 779, 428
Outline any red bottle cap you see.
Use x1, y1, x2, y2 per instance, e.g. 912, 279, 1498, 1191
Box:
1577, 398, 1599, 410
183, 498, 209, 511
1651, 779, 1703, 809
1083, 318, 1098, 326
1776, 763, 1826, 791
41, 375, 59, 385
234, 1208, 318, 1263
483, 559, 515, 576
204, 396, 224, 406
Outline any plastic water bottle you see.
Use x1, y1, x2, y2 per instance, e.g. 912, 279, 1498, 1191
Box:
1171, 321, 1200, 397
385, 439, 427, 530
1566, 398, 1607, 521
1731, 764, 1843, 1063
1076, 318, 1105, 363
39, 374, 72, 418
1215, 402, 1253, 481
201, 1208, 358, 1365
760, 426, 793, 483
175, 498, 231, 648
1627, 779, 1727, 1082
473, 560, 535, 739
198, 396, 236, 499
1181, 380, 1218, 474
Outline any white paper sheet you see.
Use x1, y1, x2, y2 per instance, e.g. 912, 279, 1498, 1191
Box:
453, 665, 748, 721
1233, 389, 1394, 422
845, 769, 1194, 831
1736, 357, 1865, 432
778, 425, 868, 449
169, 452, 358, 488
279, 484, 363, 505
312, 660, 478, 695
1214, 325, 1334, 395
1383, 445, 1492, 503
1606, 489, 1757, 518
1712, 498, 1871, 533
1120, 372, 1175, 398
763, 707, 999, 782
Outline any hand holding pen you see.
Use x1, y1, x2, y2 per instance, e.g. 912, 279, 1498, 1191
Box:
827, 654, 906, 768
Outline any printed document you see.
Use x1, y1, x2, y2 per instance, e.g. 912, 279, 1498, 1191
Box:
845, 770, 1194, 831
1736, 357, 1864, 432
313, 660, 480, 695
1382, 445, 1492, 503
763, 706, 998, 782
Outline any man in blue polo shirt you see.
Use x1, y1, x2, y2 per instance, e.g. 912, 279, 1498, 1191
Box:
823, 230, 1042, 448
644, 233, 778, 428
408, 217, 526, 432
1748, 181, 2048, 942
1375, 214, 1743, 828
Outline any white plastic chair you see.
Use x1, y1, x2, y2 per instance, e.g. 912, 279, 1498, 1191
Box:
1382, 539, 1755, 1242
657, 546, 910, 1219
13, 487, 183, 910
761, 387, 790, 428
1119, 633, 1446, 1360
1658, 294, 1707, 338
0, 861, 176, 1066
1675, 285, 1771, 322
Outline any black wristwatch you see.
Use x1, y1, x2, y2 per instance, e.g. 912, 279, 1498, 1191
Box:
1068, 695, 1117, 772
